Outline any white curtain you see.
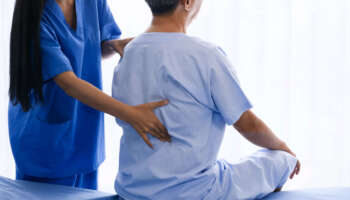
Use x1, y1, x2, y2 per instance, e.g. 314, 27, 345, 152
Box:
1, 0, 349, 193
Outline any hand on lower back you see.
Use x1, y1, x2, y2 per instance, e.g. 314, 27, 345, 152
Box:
125, 100, 171, 149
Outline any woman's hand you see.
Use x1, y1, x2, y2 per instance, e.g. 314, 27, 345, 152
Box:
112, 38, 133, 57
123, 100, 171, 149
101, 38, 133, 58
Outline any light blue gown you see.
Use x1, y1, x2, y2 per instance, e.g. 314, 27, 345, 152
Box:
112, 33, 297, 200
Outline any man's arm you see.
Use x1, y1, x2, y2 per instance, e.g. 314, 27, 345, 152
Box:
234, 110, 287, 150
234, 110, 301, 178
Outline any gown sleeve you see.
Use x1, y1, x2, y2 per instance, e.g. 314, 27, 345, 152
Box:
210, 47, 253, 125
98, 0, 122, 42
40, 22, 73, 82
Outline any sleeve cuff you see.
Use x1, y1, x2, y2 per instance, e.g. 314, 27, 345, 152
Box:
224, 101, 253, 125
42, 65, 73, 82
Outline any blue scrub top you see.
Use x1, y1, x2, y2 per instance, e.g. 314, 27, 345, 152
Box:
112, 33, 253, 200
8, 0, 121, 178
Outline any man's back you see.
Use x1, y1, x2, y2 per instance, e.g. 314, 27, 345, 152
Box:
112, 32, 252, 200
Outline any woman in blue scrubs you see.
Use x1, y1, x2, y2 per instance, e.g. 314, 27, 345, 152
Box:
8, 0, 171, 190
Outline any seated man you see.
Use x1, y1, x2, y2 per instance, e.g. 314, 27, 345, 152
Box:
112, 0, 300, 199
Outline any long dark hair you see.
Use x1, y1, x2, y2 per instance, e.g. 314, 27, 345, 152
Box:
10, 0, 46, 112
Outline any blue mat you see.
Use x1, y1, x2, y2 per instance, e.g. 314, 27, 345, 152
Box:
263, 187, 350, 200
0, 176, 117, 200
1, 176, 349, 200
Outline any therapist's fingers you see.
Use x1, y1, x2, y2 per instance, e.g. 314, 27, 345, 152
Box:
136, 122, 168, 144
132, 124, 154, 148
130, 100, 171, 144
114, 37, 134, 57
152, 118, 171, 142
139, 132, 154, 149
148, 127, 169, 142
146, 125, 170, 142
133, 117, 170, 142
123, 37, 134, 46
145, 100, 171, 140
152, 122, 171, 142
147, 100, 169, 109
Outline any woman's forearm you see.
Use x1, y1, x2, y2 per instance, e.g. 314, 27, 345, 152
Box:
54, 71, 130, 120
54, 71, 171, 147
234, 110, 288, 151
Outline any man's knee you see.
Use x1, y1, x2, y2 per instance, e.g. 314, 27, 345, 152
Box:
274, 150, 297, 168
254, 149, 297, 173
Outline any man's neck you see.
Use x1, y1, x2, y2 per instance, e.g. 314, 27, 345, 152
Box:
146, 15, 187, 34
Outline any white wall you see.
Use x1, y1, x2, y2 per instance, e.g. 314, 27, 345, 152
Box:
0, 0, 15, 179
1, 0, 349, 194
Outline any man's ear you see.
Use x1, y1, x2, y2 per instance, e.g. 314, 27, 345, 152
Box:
181, 0, 192, 12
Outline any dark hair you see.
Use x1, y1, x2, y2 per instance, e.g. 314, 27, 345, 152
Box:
10, 0, 46, 112
145, 0, 180, 16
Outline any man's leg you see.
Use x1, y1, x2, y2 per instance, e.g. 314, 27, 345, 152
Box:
216, 149, 297, 200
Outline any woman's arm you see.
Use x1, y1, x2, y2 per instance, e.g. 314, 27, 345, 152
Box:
101, 38, 133, 58
234, 110, 301, 179
54, 71, 171, 148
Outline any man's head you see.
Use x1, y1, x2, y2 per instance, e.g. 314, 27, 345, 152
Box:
145, 0, 203, 26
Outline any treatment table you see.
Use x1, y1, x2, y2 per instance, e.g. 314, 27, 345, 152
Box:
1, 176, 349, 200
263, 187, 350, 200
0, 176, 117, 200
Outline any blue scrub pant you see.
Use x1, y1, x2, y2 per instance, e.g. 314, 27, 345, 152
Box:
16, 168, 98, 190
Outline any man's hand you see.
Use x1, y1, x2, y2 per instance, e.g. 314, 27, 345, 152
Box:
278, 143, 301, 179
